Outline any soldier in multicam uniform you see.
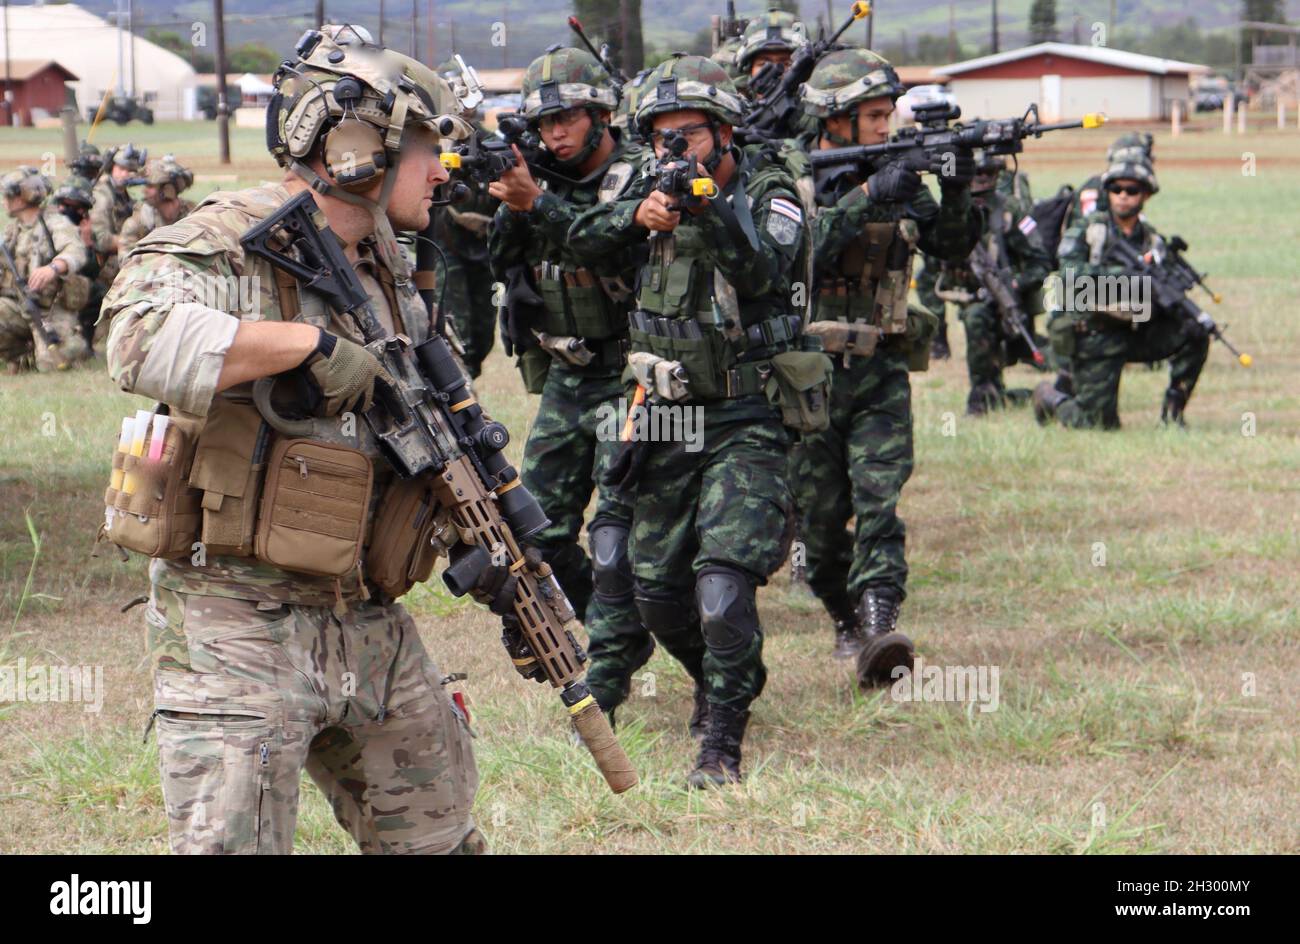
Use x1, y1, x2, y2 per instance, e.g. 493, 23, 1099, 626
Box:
100, 25, 491, 855
569, 54, 812, 787
1, 167, 90, 372
88, 143, 145, 346
117, 157, 197, 256
487, 47, 655, 725
1034, 155, 1209, 429
956, 152, 1053, 415
788, 49, 979, 673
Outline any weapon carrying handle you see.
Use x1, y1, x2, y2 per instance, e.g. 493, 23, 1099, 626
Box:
571, 699, 638, 793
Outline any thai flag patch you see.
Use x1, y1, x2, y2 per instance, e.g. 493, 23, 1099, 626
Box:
1080, 188, 1098, 216
770, 197, 802, 223
1017, 215, 1037, 235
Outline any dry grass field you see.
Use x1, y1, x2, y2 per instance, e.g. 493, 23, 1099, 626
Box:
1, 114, 1297, 853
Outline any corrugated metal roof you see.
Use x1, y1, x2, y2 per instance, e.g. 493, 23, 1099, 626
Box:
934, 42, 1210, 78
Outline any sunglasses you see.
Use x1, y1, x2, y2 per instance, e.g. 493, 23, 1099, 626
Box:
1107, 184, 1146, 196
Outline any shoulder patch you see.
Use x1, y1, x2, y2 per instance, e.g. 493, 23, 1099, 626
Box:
765, 209, 800, 246
769, 197, 803, 225
1017, 215, 1037, 235
598, 161, 635, 204
1079, 188, 1099, 217
128, 221, 224, 257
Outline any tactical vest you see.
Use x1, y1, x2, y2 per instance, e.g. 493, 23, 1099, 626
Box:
630, 151, 806, 400
533, 149, 641, 356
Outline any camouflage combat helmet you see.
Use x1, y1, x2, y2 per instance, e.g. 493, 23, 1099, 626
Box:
269, 23, 471, 198
801, 47, 904, 119
112, 143, 147, 172
1, 166, 51, 206
143, 156, 195, 200
711, 35, 746, 82
801, 47, 904, 145
70, 142, 103, 179
1107, 131, 1154, 164
613, 68, 653, 140
734, 7, 808, 72
1102, 159, 1159, 195
635, 54, 746, 132
52, 175, 95, 211
519, 46, 618, 167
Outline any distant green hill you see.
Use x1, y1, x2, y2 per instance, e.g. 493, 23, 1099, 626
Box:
70, 0, 1250, 69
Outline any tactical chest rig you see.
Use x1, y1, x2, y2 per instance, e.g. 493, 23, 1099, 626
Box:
629, 156, 803, 400
806, 169, 918, 361
531, 157, 639, 371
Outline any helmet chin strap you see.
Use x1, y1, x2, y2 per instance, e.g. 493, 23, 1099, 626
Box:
554, 108, 608, 169
289, 148, 412, 287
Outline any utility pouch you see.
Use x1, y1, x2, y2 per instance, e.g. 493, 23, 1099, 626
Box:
766, 349, 833, 433
58, 273, 92, 311
189, 401, 269, 558
805, 319, 880, 358
254, 438, 373, 579
103, 411, 204, 560
366, 476, 450, 599
904, 304, 940, 372
518, 346, 552, 394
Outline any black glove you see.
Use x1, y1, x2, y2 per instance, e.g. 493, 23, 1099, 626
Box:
748, 60, 783, 101
446, 542, 518, 615
867, 161, 923, 205
929, 147, 976, 190
499, 265, 544, 358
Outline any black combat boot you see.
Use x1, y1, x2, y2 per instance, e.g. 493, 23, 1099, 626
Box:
854, 587, 915, 689
966, 381, 1003, 416
686, 703, 751, 789
1161, 385, 1189, 428
1033, 380, 1068, 424
931, 323, 951, 360
688, 683, 711, 742
827, 598, 865, 660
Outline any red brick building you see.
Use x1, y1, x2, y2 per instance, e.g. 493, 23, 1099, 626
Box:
1, 59, 78, 127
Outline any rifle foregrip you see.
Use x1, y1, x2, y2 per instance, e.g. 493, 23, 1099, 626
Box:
571, 699, 638, 793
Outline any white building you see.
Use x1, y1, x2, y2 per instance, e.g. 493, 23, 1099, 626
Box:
933, 43, 1210, 122
0, 2, 198, 121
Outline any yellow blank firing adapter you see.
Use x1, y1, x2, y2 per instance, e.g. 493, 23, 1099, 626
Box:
1212, 292, 1224, 304
693, 177, 718, 199
1082, 113, 1107, 129
851, 1, 872, 19
1239, 353, 1253, 367
440, 152, 462, 169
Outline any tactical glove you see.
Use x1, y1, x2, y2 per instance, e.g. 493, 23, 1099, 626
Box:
867, 161, 923, 205
500, 264, 545, 358
929, 147, 977, 190
303, 330, 391, 416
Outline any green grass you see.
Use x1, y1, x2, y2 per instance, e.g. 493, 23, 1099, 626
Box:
1, 117, 1297, 854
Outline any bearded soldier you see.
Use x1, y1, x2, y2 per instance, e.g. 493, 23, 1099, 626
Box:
1, 167, 90, 372
100, 25, 493, 855
570, 54, 817, 787
1035, 155, 1209, 429
487, 47, 654, 724
117, 157, 197, 256
789, 49, 979, 674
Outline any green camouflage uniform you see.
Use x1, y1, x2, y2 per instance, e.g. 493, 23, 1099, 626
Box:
488, 48, 653, 713
1, 202, 90, 371
100, 30, 486, 855
570, 131, 807, 719
434, 186, 500, 377
789, 49, 979, 636
1046, 209, 1209, 429
957, 184, 1053, 411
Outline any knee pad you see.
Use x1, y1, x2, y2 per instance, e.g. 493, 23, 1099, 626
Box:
588, 521, 633, 604
634, 589, 693, 636
696, 566, 758, 658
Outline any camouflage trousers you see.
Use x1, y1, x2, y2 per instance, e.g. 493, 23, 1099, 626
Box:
629, 400, 793, 712
1049, 314, 1209, 429
0, 297, 90, 371
441, 254, 497, 377
518, 363, 647, 711
790, 345, 914, 609
145, 586, 482, 855
960, 301, 1042, 397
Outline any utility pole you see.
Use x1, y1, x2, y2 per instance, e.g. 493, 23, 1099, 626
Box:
214, 0, 230, 164
426, 0, 434, 65
991, 0, 1000, 54
379, 0, 385, 46
410, 0, 416, 59
128, 0, 137, 97
948, 2, 956, 61
315, 1, 325, 28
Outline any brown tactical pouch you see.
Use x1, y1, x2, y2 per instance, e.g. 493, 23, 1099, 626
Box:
805, 319, 881, 358
254, 438, 373, 578
58, 274, 92, 312
189, 401, 270, 558
365, 476, 446, 599
766, 350, 833, 433
104, 412, 204, 559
